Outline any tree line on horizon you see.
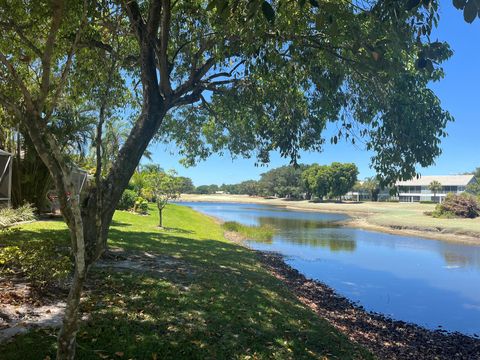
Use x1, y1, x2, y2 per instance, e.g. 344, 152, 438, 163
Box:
191, 165, 480, 200
192, 162, 361, 200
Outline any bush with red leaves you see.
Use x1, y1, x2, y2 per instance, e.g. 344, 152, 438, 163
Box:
434, 193, 480, 219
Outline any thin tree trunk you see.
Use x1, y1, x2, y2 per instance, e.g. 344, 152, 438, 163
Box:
56, 271, 85, 359
159, 208, 163, 227
57, 193, 86, 359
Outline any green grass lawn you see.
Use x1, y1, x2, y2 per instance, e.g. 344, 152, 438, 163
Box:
0, 204, 372, 359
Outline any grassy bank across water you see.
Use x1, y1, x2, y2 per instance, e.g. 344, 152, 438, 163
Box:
222, 221, 276, 242
179, 194, 480, 245
0, 204, 371, 359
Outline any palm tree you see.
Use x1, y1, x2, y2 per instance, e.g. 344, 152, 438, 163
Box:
428, 180, 443, 203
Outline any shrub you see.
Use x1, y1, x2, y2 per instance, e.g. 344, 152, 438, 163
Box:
0, 240, 71, 290
432, 193, 480, 219
0, 204, 36, 230
117, 189, 137, 210
134, 197, 149, 215
420, 200, 435, 204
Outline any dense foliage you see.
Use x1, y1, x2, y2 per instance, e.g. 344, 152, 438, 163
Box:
258, 165, 308, 198
0, 204, 36, 230
0, 239, 71, 290
433, 193, 480, 218
117, 189, 137, 211
352, 177, 382, 201
212, 163, 359, 200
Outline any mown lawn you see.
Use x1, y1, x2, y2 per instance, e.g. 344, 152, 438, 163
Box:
0, 204, 372, 359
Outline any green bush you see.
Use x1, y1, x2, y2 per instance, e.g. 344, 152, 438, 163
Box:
432, 193, 480, 219
0, 204, 36, 230
0, 240, 71, 290
134, 197, 149, 215
117, 189, 137, 210
420, 200, 435, 204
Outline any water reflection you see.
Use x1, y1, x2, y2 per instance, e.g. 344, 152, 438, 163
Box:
181, 201, 480, 334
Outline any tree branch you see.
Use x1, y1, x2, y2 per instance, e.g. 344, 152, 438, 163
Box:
123, 0, 146, 42
45, 0, 89, 121
158, 0, 172, 95
39, 0, 65, 110
0, 51, 35, 112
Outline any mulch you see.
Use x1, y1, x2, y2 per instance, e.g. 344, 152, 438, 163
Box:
257, 251, 480, 360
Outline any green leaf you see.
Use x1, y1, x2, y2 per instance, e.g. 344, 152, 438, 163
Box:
405, 0, 421, 11
425, 59, 434, 73
206, 0, 216, 11
464, 0, 478, 23
416, 57, 428, 69
453, 0, 467, 9
261, 1, 275, 23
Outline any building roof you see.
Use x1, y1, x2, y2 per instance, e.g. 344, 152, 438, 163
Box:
396, 175, 476, 187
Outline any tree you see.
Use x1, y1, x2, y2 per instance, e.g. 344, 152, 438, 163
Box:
146, 170, 181, 227
195, 184, 216, 194
237, 180, 260, 196
466, 182, 480, 196
177, 176, 195, 194
259, 165, 307, 198
302, 164, 331, 200
471, 167, 480, 179
0, 0, 454, 357
329, 163, 359, 199
363, 177, 381, 202
428, 180, 443, 202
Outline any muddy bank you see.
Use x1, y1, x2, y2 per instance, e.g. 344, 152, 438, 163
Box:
256, 251, 480, 360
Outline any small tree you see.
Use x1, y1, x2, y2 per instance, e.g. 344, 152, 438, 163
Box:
302, 164, 331, 201
363, 177, 381, 202
147, 171, 181, 228
428, 180, 443, 202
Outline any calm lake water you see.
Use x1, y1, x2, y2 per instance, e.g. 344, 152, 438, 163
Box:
181, 201, 480, 335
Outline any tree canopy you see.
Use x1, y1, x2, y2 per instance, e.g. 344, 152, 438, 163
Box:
0, 0, 457, 357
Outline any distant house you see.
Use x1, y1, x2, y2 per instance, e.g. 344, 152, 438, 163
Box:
395, 175, 477, 203
345, 183, 391, 202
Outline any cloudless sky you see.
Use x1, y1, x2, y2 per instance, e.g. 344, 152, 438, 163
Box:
150, 2, 480, 186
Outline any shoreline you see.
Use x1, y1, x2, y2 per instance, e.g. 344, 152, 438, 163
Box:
253, 250, 480, 360
215, 220, 480, 359
185, 199, 480, 358
178, 194, 480, 246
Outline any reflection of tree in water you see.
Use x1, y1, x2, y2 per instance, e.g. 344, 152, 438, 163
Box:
442, 247, 480, 269
256, 217, 356, 252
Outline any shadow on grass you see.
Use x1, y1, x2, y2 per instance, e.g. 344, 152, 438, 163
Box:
0, 225, 371, 360
111, 219, 132, 227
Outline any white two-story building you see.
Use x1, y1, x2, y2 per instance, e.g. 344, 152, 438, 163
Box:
395, 175, 477, 203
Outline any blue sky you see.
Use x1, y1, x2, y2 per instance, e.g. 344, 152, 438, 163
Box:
150, 2, 480, 186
